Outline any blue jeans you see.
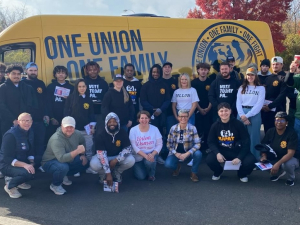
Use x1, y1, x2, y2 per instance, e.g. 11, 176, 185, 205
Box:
133, 155, 158, 180
294, 118, 300, 152
32, 121, 46, 167
237, 108, 261, 160
165, 150, 202, 174
0, 165, 34, 189
42, 155, 89, 186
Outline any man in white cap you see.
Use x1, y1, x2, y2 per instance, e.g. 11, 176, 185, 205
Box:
41, 116, 88, 195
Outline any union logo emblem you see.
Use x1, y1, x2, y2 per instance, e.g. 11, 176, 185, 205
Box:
116, 140, 121, 147
37, 87, 43, 93
83, 103, 89, 109
280, 141, 287, 148
160, 88, 165, 94
273, 80, 278, 87
171, 84, 176, 89
205, 85, 210, 91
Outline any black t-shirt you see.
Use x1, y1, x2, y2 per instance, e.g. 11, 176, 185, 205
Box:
191, 77, 212, 109
162, 77, 178, 116
176, 130, 185, 153
95, 128, 131, 157
262, 127, 298, 159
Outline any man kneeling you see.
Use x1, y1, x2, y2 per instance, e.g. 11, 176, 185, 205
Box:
0, 113, 35, 198
90, 112, 135, 185
42, 116, 88, 195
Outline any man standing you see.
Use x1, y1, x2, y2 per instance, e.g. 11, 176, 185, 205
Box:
122, 63, 142, 127
226, 56, 244, 83
42, 116, 88, 195
0, 113, 35, 198
258, 59, 272, 85
84, 61, 109, 128
261, 56, 287, 133
208, 62, 240, 121
22, 62, 49, 171
90, 112, 135, 185
192, 63, 213, 151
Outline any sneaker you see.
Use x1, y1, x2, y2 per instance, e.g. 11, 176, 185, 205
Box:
285, 179, 295, 186
190, 172, 199, 182
187, 159, 193, 167
73, 172, 80, 177
270, 171, 286, 181
148, 176, 156, 181
0, 171, 3, 179
99, 174, 106, 184
5, 176, 12, 184
86, 167, 98, 174
50, 184, 66, 195
63, 176, 72, 186
112, 170, 122, 183
172, 164, 181, 177
17, 183, 31, 190
212, 172, 223, 181
39, 166, 45, 173
4, 184, 22, 198
157, 156, 165, 165
240, 177, 248, 182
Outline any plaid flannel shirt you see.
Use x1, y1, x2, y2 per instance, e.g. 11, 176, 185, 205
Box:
167, 123, 201, 155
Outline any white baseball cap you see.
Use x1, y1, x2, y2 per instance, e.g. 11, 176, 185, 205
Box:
62, 116, 76, 128
271, 56, 283, 64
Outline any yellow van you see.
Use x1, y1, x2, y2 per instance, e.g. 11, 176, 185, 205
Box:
0, 15, 274, 84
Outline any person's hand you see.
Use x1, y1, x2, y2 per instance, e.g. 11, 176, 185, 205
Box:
77, 145, 85, 154
44, 116, 50, 125
232, 158, 241, 165
109, 159, 118, 170
271, 162, 280, 175
80, 155, 88, 166
290, 61, 298, 73
174, 153, 181, 159
154, 111, 161, 117
24, 164, 35, 174
146, 153, 155, 162
262, 105, 270, 112
243, 119, 251, 125
13, 120, 18, 126
51, 118, 59, 126
199, 108, 206, 115
106, 173, 113, 186
179, 152, 190, 161
217, 153, 226, 163
260, 154, 267, 162
126, 120, 132, 128
240, 115, 247, 122
204, 107, 211, 113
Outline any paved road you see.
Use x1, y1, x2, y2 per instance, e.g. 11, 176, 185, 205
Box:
1, 160, 300, 225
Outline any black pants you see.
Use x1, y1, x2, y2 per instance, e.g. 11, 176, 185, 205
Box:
0, 165, 34, 189
32, 121, 46, 167
261, 110, 276, 134
206, 151, 256, 178
195, 111, 212, 151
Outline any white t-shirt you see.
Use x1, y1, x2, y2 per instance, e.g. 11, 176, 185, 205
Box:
129, 124, 162, 156
171, 87, 199, 110
236, 85, 265, 118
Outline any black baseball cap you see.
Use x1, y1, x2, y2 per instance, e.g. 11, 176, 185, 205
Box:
113, 74, 123, 81
226, 56, 235, 62
163, 62, 173, 68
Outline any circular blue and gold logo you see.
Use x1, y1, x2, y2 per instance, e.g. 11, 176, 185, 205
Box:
192, 22, 267, 72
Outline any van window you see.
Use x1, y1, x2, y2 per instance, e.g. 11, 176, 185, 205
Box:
0, 42, 35, 69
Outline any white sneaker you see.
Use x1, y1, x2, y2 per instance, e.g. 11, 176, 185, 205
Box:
212, 175, 221, 181
50, 184, 66, 195
39, 166, 45, 173
86, 167, 98, 174
157, 156, 165, 165
73, 172, 80, 177
17, 183, 31, 190
0, 171, 4, 179
62, 176, 72, 185
4, 184, 22, 198
240, 177, 248, 182
187, 159, 193, 167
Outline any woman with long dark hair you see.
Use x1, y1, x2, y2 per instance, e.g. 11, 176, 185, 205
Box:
64, 79, 96, 174
236, 65, 265, 160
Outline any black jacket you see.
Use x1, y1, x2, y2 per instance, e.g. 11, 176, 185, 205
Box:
102, 88, 134, 126
207, 118, 250, 160
47, 79, 74, 123
0, 125, 34, 170
264, 74, 287, 110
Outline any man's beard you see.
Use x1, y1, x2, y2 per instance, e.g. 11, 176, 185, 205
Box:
107, 126, 118, 133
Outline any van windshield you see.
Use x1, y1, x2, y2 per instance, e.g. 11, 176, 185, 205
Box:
0, 42, 35, 69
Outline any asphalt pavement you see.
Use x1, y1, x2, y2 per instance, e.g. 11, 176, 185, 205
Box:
1, 158, 300, 225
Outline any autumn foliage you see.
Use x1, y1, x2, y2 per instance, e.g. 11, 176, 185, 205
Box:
187, 0, 293, 52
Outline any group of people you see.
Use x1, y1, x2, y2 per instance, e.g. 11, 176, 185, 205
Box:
0, 55, 300, 199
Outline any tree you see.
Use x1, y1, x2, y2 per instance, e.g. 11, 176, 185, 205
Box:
283, 0, 300, 35
187, 0, 292, 53
279, 33, 300, 70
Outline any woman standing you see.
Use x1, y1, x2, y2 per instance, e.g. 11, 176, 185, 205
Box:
129, 111, 163, 181
171, 73, 199, 126
236, 65, 265, 160
102, 74, 134, 132
64, 79, 96, 174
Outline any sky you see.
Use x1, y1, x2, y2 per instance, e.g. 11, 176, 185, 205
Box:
0, 0, 196, 18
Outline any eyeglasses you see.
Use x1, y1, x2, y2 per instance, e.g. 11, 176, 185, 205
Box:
178, 116, 188, 119
19, 119, 33, 123
275, 119, 286, 123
